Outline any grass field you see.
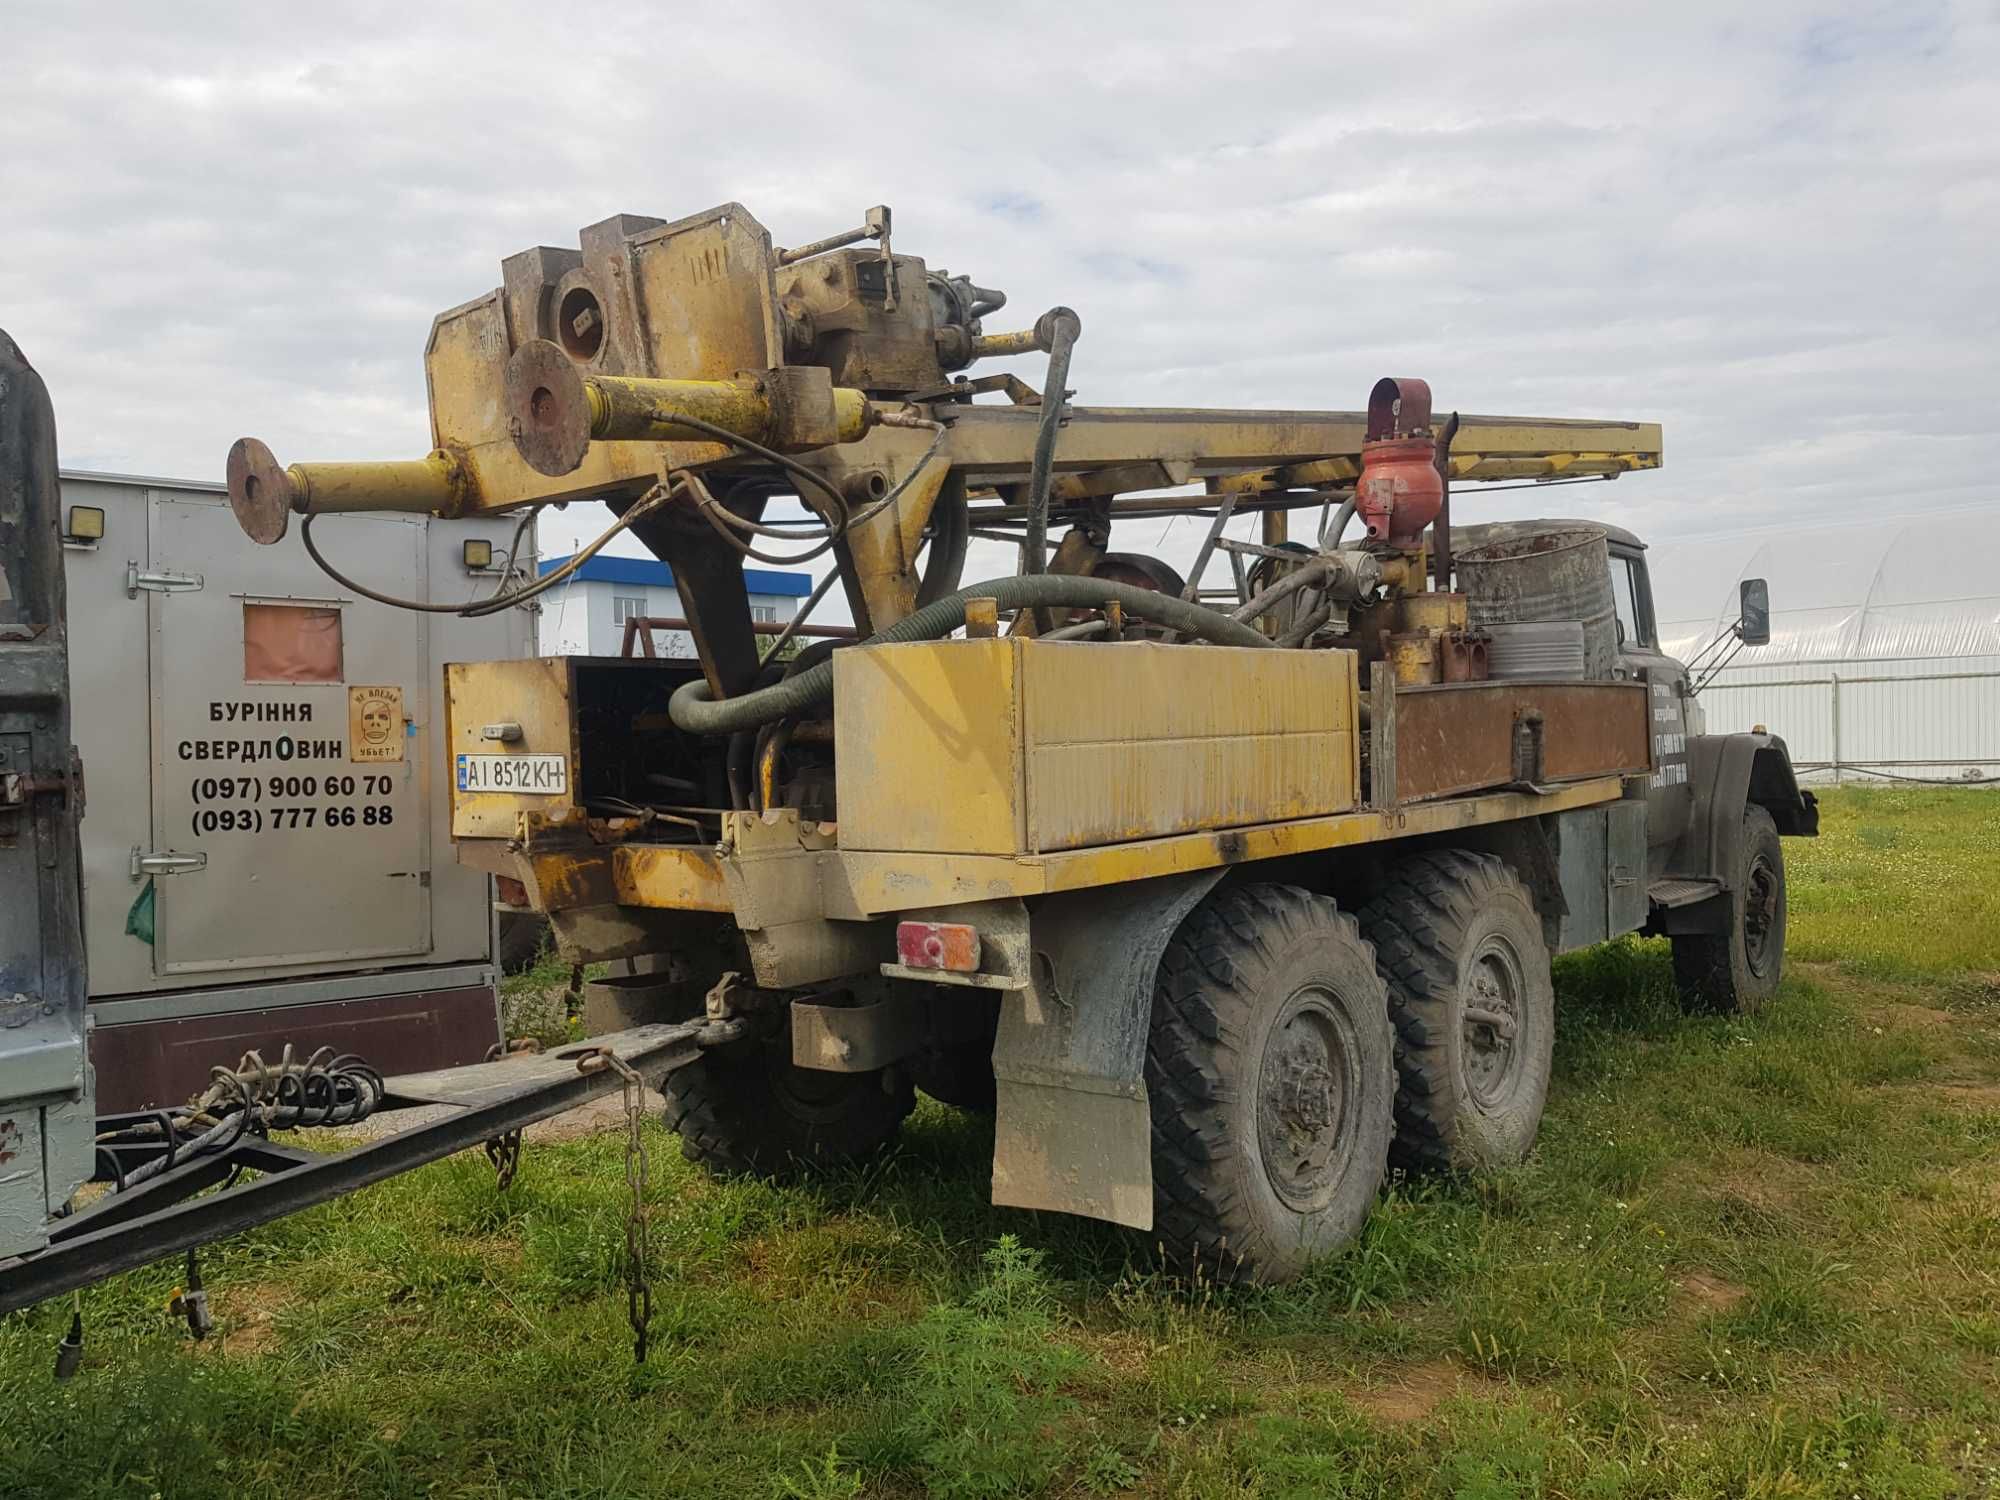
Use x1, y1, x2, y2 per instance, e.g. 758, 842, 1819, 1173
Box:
3, 788, 1996, 1499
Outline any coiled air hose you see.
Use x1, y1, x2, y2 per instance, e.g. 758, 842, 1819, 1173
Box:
668, 573, 1274, 737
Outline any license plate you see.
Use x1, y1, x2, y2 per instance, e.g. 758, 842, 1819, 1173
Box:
456, 753, 568, 795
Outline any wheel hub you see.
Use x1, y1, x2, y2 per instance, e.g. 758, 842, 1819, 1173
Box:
1743, 855, 1779, 974
1461, 941, 1525, 1109
1256, 987, 1358, 1212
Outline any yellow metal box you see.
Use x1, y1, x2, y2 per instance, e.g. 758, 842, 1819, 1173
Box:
834, 639, 1360, 856
444, 657, 583, 840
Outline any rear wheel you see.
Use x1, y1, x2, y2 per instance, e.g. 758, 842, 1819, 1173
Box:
496, 911, 549, 975
663, 1015, 914, 1176
908, 992, 1001, 1114
1673, 804, 1786, 1014
1360, 851, 1555, 1172
1146, 884, 1396, 1284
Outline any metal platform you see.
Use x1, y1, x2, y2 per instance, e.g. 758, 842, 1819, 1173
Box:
0, 1020, 725, 1317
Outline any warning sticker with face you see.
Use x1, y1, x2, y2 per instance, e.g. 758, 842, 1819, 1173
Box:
348, 685, 406, 763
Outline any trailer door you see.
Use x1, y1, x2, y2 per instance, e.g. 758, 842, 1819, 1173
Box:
147, 496, 432, 974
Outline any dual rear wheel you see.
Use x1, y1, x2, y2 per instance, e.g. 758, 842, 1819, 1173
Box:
662, 823, 1785, 1285
1145, 860, 1556, 1281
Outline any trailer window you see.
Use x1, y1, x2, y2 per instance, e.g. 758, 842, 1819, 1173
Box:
243, 602, 343, 682
611, 594, 645, 625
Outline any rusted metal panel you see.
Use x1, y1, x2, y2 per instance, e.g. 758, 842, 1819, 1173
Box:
89, 983, 499, 1113
610, 844, 732, 913
1389, 680, 1651, 803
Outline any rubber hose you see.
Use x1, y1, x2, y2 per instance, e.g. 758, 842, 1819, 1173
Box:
1229, 556, 1332, 624
1320, 494, 1359, 549
669, 573, 1272, 736
915, 474, 970, 609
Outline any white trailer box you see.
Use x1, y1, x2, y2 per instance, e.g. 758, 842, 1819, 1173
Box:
59, 472, 534, 1110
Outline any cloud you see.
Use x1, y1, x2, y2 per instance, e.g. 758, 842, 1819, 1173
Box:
4, 0, 1994, 619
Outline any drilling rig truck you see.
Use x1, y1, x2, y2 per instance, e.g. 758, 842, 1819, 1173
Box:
0, 201, 1814, 1315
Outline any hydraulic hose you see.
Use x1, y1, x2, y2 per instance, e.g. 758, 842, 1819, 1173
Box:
915, 474, 970, 608
1229, 555, 1332, 624
1319, 494, 1359, 549
669, 573, 1272, 737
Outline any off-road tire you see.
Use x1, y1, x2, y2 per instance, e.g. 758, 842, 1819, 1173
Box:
1146, 883, 1396, 1285
1673, 804, 1786, 1015
909, 992, 1001, 1113
1360, 851, 1556, 1173
496, 912, 549, 975
663, 1018, 914, 1176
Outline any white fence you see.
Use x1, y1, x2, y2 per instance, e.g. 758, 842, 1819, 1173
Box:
1695, 654, 2000, 785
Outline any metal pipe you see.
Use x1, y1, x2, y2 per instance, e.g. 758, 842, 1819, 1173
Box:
633, 615, 856, 641
968, 328, 1047, 359
227, 439, 472, 543
757, 567, 843, 666
582, 376, 869, 448
972, 488, 1345, 523
505, 338, 870, 478
778, 227, 873, 264
1432, 411, 1460, 588
1020, 309, 1082, 577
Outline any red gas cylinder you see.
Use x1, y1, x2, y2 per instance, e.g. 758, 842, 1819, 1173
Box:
1354, 376, 1442, 548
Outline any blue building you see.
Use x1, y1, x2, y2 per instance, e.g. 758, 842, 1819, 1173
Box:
539, 553, 813, 658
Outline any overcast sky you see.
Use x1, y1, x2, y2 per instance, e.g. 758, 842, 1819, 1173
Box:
5, 2, 1995, 615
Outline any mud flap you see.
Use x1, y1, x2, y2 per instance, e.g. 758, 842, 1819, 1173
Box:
990, 869, 1225, 1230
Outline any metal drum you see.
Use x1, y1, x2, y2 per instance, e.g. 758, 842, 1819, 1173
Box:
1456, 527, 1617, 680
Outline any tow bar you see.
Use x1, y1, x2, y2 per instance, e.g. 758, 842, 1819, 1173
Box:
0, 1018, 738, 1318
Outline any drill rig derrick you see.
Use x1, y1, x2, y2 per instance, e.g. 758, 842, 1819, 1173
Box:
226, 199, 1662, 700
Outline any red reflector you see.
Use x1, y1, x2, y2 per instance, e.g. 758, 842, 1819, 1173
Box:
896, 920, 981, 973
495, 875, 529, 907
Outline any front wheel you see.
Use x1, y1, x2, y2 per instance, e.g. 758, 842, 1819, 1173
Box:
1673, 804, 1786, 1014
1146, 884, 1396, 1284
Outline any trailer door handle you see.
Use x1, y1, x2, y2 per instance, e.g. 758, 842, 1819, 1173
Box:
131, 846, 206, 877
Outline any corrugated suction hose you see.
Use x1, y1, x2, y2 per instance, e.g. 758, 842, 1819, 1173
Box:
667, 574, 1273, 737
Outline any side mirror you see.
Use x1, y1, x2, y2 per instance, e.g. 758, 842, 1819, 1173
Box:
1737, 577, 1771, 646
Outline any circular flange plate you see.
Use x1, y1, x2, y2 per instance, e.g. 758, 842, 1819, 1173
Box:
505, 338, 594, 478
226, 437, 294, 544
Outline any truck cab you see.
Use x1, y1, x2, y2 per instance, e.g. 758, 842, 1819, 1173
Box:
1458, 517, 1817, 1012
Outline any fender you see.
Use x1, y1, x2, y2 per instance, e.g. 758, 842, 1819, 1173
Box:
989, 868, 1227, 1231
1667, 732, 1818, 884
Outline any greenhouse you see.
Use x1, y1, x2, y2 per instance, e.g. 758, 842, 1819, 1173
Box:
1649, 506, 2000, 785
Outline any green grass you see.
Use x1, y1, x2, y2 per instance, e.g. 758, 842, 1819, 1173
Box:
4, 789, 1997, 1498
498, 947, 607, 1048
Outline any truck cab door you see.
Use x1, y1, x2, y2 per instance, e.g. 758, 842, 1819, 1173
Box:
1611, 545, 1695, 851
0, 332, 94, 1258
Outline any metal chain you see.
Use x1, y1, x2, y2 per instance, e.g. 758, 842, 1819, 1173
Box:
579, 1047, 652, 1363
482, 1038, 542, 1190
482, 1130, 522, 1190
